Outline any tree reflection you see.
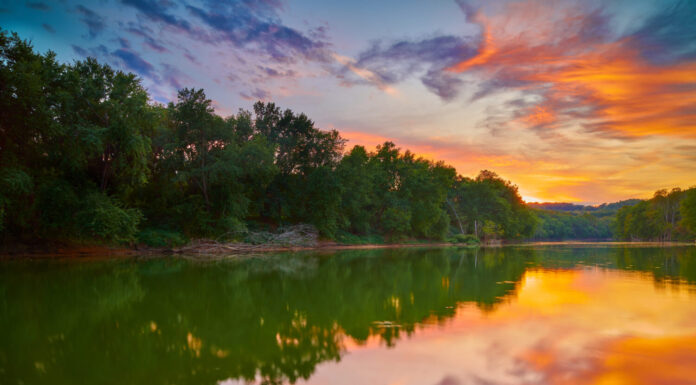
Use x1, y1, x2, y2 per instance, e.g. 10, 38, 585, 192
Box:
0, 246, 694, 384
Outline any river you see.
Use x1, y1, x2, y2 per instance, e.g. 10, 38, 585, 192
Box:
1, 245, 695, 384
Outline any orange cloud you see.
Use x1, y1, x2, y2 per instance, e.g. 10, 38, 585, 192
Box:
448, 1, 696, 138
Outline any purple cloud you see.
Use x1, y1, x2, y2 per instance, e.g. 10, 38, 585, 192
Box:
113, 48, 155, 77
344, 35, 478, 100
240, 87, 270, 101
185, 2, 330, 64
76, 5, 105, 38
121, 0, 192, 32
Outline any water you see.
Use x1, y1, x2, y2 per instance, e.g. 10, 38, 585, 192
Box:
1, 246, 696, 385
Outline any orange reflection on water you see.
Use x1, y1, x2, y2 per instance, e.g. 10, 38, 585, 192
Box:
303, 268, 696, 385
589, 336, 696, 385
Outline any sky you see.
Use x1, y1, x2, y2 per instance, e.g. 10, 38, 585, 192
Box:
2, 0, 695, 204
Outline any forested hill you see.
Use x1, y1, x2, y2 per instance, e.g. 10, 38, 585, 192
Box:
528, 200, 641, 213
527, 199, 644, 241
528, 201, 632, 241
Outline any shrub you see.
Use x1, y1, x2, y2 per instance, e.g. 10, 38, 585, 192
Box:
448, 233, 481, 245
136, 228, 188, 248
75, 193, 143, 244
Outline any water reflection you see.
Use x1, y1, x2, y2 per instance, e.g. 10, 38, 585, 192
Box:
0, 246, 695, 385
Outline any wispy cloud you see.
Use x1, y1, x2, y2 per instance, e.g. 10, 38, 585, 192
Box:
113, 48, 155, 77
343, 35, 477, 100
332, 53, 398, 96
446, 0, 696, 138
41, 23, 55, 34
76, 4, 106, 38
185, 0, 330, 64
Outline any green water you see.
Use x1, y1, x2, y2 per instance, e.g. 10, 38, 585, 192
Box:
1, 246, 696, 385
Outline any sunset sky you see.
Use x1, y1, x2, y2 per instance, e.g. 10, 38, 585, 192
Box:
2, 0, 695, 203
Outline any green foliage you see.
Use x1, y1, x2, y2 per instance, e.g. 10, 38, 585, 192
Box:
381, 206, 412, 240
136, 228, 188, 248
0, 30, 152, 243
681, 189, 696, 235
334, 231, 385, 245
448, 170, 537, 241
530, 199, 641, 240
0, 168, 33, 232
448, 233, 481, 245
614, 187, 696, 241
0, 28, 557, 246
533, 210, 613, 240
75, 193, 143, 244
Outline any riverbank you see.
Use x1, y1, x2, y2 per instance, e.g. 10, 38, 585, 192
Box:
1, 239, 694, 258
0, 240, 474, 258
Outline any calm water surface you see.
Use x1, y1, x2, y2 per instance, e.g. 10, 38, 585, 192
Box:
1, 246, 696, 385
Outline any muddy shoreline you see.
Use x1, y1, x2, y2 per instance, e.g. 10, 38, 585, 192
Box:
1, 240, 693, 259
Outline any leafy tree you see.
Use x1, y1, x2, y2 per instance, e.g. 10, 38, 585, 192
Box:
0, 30, 149, 243
449, 171, 535, 240
614, 188, 695, 242
679, 188, 696, 236
1, 28, 557, 246
143, 89, 277, 236
336, 146, 376, 234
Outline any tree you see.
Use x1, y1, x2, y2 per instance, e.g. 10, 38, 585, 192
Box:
449, 170, 535, 240
680, 188, 696, 236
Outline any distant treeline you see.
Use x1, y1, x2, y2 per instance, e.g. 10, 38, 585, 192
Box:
0, 30, 536, 246
531, 193, 696, 242
528, 200, 641, 213
530, 200, 641, 241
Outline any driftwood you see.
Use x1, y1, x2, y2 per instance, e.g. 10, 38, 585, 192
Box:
174, 224, 319, 254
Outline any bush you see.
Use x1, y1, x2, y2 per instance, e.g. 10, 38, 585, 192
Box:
75, 193, 143, 244
136, 228, 188, 248
334, 231, 385, 245
448, 233, 481, 245
381, 207, 411, 240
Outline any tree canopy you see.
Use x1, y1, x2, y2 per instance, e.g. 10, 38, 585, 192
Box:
0, 29, 537, 246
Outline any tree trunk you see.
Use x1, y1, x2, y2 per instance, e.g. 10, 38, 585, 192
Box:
446, 199, 464, 234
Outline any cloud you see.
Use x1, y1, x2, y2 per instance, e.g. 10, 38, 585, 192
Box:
125, 25, 169, 52
72, 44, 110, 59
117, 37, 131, 49
340, 35, 477, 100
121, 0, 192, 32
421, 68, 465, 101
627, 0, 696, 65
115, 0, 331, 100
26, 2, 49, 11
240, 87, 270, 101
41, 23, 55, 34
185, 1, 330, 64
113, 48, 155, 77
332, 53, 398, 95
76, 5, 106, 38
121, 0, 329, 64
71, 45, 88, 57
257, 65, 296, 78
160, 63, 189, 90
445, 0, 696, 138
